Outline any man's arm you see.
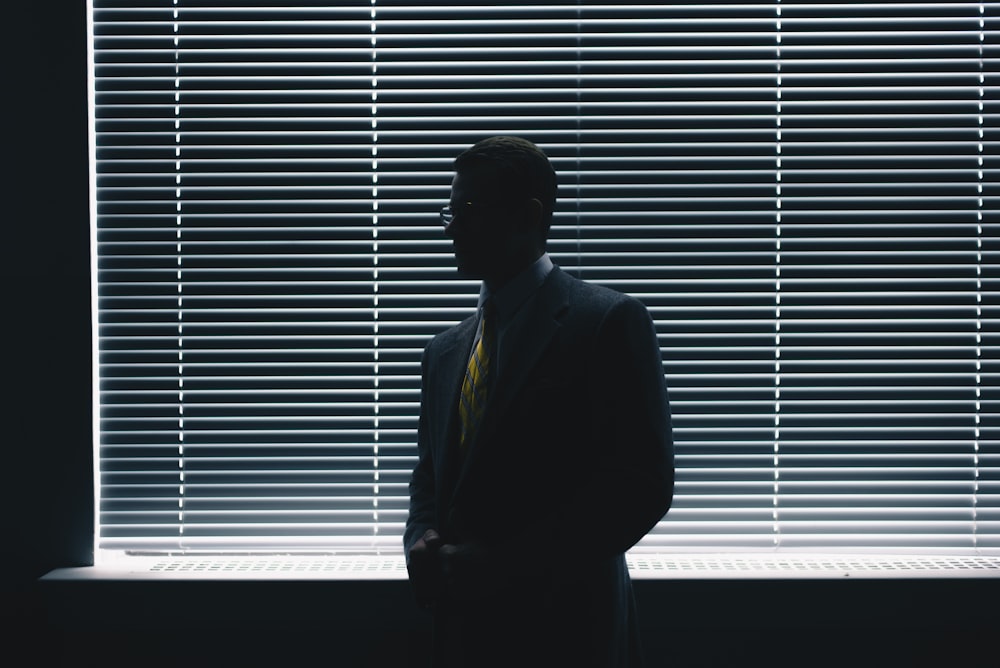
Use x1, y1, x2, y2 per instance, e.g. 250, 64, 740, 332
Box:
582, 295, 675, 551
404, 347, 444, 606
524, 294, 673, 558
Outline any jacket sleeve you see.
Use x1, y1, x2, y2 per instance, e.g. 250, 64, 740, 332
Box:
403, 345, 438, 563
584, 295, 675, 553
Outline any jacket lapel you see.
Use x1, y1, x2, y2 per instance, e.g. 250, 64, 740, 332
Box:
451, 269, 571, 499
486, 276, 569, 428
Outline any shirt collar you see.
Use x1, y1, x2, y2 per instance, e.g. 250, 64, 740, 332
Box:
478, 253, 554, 325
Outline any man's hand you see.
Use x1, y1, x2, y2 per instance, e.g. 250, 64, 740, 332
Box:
438, 541, 504, 602
410, 533, 517, 605
407, 528, 443, 608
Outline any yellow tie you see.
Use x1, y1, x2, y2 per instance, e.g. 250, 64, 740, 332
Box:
459, 302, 493, 448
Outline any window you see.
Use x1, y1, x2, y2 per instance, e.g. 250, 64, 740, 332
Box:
91, 0, 999, 560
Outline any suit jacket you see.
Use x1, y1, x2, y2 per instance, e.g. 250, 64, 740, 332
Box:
404, 266, 674, 668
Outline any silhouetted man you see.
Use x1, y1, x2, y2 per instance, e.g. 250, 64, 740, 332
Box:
404, 136, 674, 668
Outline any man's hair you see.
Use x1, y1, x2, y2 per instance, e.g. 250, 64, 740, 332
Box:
454, 136, 558, 239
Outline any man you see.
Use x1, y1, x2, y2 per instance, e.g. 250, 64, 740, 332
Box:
404, 136, 674, 668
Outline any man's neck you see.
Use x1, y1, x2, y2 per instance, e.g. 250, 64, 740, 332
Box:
480, 253, 553, 321
483, 251, 544, 293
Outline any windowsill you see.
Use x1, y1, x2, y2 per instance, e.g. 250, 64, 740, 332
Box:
41, 552, 1000, 581
38, 553, 1000, 668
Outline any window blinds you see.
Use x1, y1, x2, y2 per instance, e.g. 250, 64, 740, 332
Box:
92, 0, 999, 556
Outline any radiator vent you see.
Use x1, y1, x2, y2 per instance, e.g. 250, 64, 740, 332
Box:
68, 553, 1000, 580
145, 555, 408, 579
625, 554, 1000, 579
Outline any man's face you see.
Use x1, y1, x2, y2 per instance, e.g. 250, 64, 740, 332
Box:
445, 170, 515, 281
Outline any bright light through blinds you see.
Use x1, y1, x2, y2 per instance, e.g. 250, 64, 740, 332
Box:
91, 1, 998, 559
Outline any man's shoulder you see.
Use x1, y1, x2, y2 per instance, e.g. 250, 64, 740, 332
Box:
425, 311, 476, 351
550, 266, 641, 313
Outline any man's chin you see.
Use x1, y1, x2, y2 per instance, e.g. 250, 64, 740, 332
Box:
455, 266, 486, 280
453, 255, 487, 280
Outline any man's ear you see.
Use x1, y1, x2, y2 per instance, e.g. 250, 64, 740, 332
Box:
522, 198, 549, 251
526, 198, 544, 223
523, 198, 545, 236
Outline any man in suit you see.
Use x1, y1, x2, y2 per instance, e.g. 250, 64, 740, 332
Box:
404, 136, 674, 668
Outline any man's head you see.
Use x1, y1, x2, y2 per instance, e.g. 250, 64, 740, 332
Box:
443, 136, 558, 287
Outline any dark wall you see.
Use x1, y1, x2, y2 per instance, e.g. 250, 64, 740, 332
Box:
36, 575, 999, 668
6, 3, 93, 587
4, 0, 93, 659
